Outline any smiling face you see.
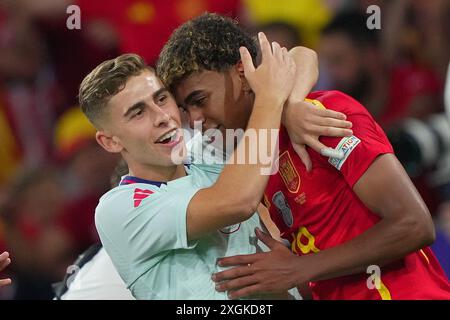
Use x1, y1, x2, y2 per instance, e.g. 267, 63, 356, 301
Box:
96, 70, 185, 177
156, 13, 259, 136
174, 66, 254, 135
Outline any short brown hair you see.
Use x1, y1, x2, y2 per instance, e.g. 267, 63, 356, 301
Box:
79, 53, 152, 127
157, 13, 258, 91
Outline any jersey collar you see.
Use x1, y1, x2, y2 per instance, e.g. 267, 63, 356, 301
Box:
119, 176, 166, 188
119, 165, 191, 187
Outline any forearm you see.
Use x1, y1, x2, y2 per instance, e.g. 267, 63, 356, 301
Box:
187, 98, 284, 240
286, 46, 318, 104
210, 215, 430, 298
187, 35, 295, 240
214, 96, 284, 214
298, 215, 433, 284
278, 47, 354, 162
281, 47, 317, 126
257, 203, 282, 241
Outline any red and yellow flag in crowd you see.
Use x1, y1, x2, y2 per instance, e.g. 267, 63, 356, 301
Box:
243, 0, 332, 47
0, 99, 21, 187
77, 0, 241, 65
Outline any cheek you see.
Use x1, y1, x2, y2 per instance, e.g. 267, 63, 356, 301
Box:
120, 127, 150, 150
127, 137, 157, 162
208, 105, 227, 126
236, 93, 252, 118
170, 109, 182, 124
215, 97, 237, 124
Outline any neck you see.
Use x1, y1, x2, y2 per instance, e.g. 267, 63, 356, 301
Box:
127, 162, 186, 183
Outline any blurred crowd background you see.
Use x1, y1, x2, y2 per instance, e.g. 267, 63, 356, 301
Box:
0, 0, 449, 299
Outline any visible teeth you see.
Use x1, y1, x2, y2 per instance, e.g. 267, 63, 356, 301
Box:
157, 129, 176, 143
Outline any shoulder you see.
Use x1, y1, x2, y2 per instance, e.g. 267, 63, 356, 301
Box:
306, 90, 370, 117
98, 183, 162, 206
95, 184, 161, 230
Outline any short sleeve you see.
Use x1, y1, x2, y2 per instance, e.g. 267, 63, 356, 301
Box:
312, 91, 394, 187
95, 181, 201, 266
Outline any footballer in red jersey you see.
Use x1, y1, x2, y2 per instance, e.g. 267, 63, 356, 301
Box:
214, 90, 450, 300
158, 13, 450, 300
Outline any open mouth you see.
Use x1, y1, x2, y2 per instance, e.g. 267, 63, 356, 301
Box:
156, 129, 177, 144
155, 128, 182, 147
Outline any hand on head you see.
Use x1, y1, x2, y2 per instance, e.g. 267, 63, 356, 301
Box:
239, 32, 296, 106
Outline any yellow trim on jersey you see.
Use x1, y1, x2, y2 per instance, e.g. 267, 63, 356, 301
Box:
377, 280, 392, 300
304, 98, 326, 109
420, 249, 430, 264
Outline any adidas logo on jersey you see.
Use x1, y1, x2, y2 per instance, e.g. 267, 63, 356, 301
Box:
133, 188, 153, 207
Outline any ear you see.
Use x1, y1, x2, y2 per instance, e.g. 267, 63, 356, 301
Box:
235, 62, 252, 94
95, 131, 123, 154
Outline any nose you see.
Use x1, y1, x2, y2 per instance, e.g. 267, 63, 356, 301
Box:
188, 106, 205, 130
153, 107, 171, 128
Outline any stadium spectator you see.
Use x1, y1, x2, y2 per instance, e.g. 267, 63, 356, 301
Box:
55, 107, 120, 251
2, 167, 76, 299
0, 251, 11, 287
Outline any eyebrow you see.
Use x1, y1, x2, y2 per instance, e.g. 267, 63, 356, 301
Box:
123, 88, 169, 118
123, 101, 145, 118
153, 87, 169, 101
184, 90, 204, 107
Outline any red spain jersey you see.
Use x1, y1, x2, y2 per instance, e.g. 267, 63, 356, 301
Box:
263, 90, 450, 300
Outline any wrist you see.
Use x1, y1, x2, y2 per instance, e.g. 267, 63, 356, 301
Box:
281, 101, 294, 127
288, 92, 308, 105
282, 99, 307, 130
293, 254, 319, 286
254, 94, 285, 111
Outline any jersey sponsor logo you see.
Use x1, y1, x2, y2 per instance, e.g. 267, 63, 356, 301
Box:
328, 135, 361, 170
278, 151, 300, 193
133, 188, 153, 207
272, 191, 293, 227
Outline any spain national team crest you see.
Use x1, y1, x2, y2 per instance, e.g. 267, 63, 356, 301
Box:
272, 191, 293, 227
278, 151, 300, 193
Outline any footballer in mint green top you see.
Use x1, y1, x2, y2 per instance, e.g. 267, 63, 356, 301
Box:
95, 163, 263, 300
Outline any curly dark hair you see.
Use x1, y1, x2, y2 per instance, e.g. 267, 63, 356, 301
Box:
156, 13, 258, 91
